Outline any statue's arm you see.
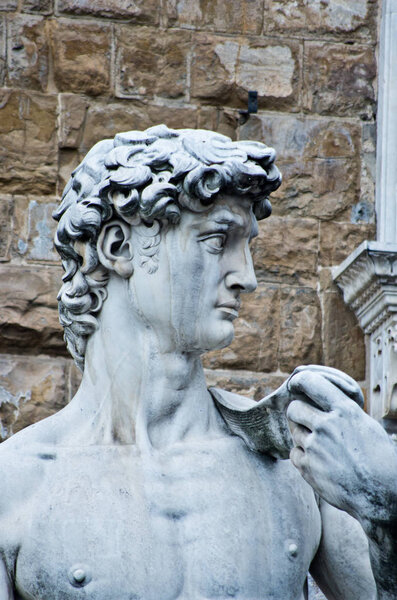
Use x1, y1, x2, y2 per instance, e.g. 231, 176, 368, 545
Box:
360, 516, 397, 600
0, 557, 14, 599
310, 499, 376, 600
286, 368, 397, 599
0, 440, 37, 599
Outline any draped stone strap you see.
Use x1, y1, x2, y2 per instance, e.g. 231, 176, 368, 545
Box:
210, 364, 365, 460
209, 385, 293, 460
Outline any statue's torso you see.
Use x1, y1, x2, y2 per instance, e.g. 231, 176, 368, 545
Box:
6, 435, 321, 600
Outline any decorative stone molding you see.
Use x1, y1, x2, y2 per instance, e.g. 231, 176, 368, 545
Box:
376, 0, 397, 243
333, 1, 397, 425
333, 242, 397, 420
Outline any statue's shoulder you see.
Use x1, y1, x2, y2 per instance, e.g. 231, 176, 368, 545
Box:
0, 428, 53, 514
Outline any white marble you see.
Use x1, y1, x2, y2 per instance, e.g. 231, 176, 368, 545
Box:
0, 126, 396, 600
333, 1, 397, 426
376, 0, 397, 243
334, 241, 397, 420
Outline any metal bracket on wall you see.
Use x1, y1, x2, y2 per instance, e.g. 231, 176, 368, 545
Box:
238, 91, 258, 125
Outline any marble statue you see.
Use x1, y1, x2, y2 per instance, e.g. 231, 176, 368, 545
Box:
0, 125, 396, 600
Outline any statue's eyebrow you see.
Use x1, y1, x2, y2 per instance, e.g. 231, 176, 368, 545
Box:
202, 209, 258, 240
213, 210, 258, 240
212, 210, 245, 228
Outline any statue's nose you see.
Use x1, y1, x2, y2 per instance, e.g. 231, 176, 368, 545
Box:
225, 247, 257, 294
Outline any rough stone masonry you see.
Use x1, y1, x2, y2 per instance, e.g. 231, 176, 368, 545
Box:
0, 0, 378, 439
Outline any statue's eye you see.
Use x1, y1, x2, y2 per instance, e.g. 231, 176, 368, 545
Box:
200, 233, 226, 254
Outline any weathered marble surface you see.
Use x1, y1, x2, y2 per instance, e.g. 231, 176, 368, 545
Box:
0, 0, 377, 423
0, 126, 396, 600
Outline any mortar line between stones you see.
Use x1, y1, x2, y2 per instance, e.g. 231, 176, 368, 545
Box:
260, 0, 266, 37
185, 31, 192, 104
299, 38, 304, 115
109, 22, 116, 98
317, 220, 327, 366
3, 17, 8, 85
19, 11, 376, 50
158, 0, 165, 29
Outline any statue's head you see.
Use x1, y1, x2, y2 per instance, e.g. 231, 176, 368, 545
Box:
54, 125, 281, 370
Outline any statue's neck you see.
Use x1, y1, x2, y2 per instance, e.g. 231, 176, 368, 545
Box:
70, 279, 221, 451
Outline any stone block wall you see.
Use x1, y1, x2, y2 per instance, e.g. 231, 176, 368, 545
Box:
0, 0, 378, 438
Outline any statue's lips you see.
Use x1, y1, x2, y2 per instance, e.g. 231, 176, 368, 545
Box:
216, 301, 241, 319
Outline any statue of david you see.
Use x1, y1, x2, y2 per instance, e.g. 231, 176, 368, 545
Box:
0, 125, 396, 600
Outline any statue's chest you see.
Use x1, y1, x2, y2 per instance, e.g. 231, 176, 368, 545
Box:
15, 441, 321, 600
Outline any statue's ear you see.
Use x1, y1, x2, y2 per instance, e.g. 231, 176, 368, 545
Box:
97, 220, 133, 278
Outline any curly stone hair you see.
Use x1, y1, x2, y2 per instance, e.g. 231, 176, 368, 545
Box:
53, 124, 282, 370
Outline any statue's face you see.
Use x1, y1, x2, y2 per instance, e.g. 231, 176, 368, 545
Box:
127, 195, 258, 354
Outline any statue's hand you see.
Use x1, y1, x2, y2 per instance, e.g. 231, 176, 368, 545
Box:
286, 366, 397, 527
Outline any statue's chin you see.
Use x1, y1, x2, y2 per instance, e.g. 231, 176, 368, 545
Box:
200, 326, 235, 355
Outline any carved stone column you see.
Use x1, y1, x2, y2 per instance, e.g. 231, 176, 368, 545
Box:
333, 242, 397, 424
376, 0, 397, 243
